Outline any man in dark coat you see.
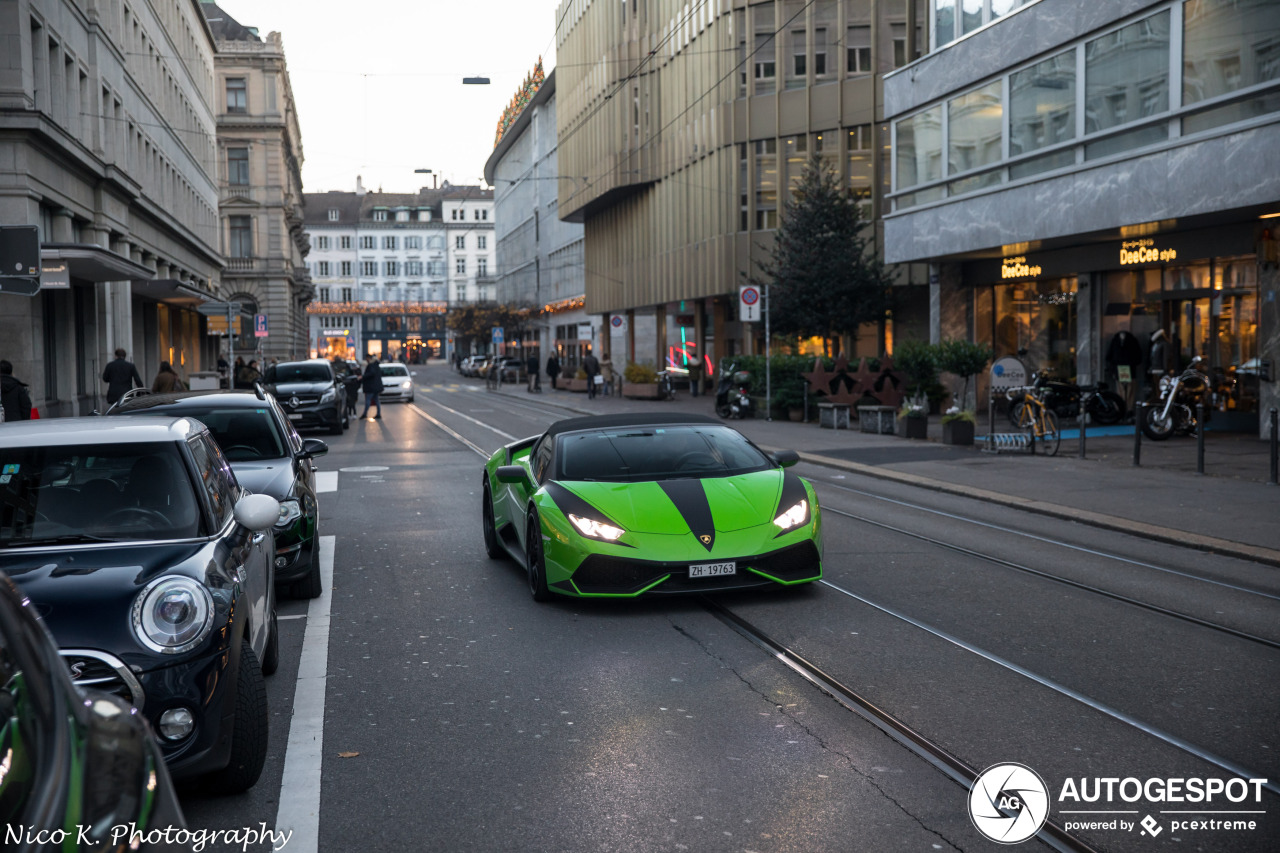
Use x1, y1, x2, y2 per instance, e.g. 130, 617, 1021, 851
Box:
102, 348, 143, 404
582, 348, 601, 400
545, 354, 561, 390
359, 355, 383, 420
526, 353, 541, 392
0, 360, 33, 422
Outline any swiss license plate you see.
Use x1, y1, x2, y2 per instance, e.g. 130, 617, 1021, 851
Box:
689, 561, 736, 579
287, 413, 303, 420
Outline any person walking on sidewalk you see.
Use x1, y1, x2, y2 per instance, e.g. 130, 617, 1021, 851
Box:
526, 353, 541, 392
546, 354, 561, 390
102, 348, 143, 405
151, 361, 185, 394
360, 355, 383, 420
0, 360, 33, 422
583, 348, 601, 400
686, 356, 703, 398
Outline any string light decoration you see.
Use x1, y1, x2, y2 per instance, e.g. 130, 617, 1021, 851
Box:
493, 57, 545, 147
307, 301, 447, 315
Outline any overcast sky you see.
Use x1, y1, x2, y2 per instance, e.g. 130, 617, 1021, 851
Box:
212, 0, 564, 194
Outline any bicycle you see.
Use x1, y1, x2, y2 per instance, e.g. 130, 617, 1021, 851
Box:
1007, 383, 1061, 456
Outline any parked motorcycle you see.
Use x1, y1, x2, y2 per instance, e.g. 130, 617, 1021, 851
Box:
715, 364, 754, 419
656, 368, 681, 400
1007, 370, 1126, 426
1142, 357, 1210, 441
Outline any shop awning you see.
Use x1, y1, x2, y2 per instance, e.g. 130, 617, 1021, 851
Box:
129, 278, 213, 306
42, 244, 153, 283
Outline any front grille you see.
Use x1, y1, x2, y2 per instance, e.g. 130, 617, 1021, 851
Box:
61, 650, 145, 709
571, 540, 821, 595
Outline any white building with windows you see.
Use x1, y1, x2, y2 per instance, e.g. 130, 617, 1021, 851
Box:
303, 180, 493, 361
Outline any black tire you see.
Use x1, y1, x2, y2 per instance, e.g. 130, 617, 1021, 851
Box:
482, 482, 503, 560
202, 640, 268, 795
1090, 392, 1126, 425
328, 415, 343, 436
261, 609, 279, 676
290, 543, 323, 599
341, 408, 350, 430
1029, 409, 1061, 456
1142, 405, 1175, 441
525, 510, 552, 602
1008, 400, 1028, 427
715, 401, 731, 418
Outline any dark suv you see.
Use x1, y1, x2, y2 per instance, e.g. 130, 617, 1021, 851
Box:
110, 388, 328, 598
264, 359, 348, 435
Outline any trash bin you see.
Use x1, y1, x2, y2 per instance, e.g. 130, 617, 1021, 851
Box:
187, 371, 221, 391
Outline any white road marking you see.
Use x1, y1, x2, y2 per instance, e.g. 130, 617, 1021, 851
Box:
314, 471, 338, 493
416, 395, 518, 441
277, 614, 308, 621
275, 534, 335, 853
407, 403, 490, 457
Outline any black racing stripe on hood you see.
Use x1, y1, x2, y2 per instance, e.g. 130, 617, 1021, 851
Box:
776, 471, 808, 518
544, 481, 623, 531
658, 479, 715, 552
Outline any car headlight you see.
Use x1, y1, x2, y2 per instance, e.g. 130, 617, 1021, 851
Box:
401, 380, 412, 389
275, 497, 303, 527
320, 388, 336, 403
131, 576, 214, 654
568, 513, 625, 541
773, 499, 809, 531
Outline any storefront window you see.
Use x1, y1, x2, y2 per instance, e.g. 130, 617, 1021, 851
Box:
991, 277, 1077, 380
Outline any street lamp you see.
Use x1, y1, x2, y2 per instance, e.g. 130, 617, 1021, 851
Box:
414, 168, 437, 190
462, 76, 490, 85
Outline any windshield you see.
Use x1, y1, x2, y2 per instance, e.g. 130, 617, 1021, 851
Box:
380, 365, 409, 377
266, 363, 330, 383
557, 425, 773, 482
0, 442, 204, 546
173, 408, 286, 461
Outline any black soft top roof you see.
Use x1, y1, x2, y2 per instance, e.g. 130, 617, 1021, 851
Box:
544, 413, 722, 439
110, 390, 269, 413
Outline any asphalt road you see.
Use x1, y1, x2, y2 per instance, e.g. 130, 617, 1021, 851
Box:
177, 364, 1280, 853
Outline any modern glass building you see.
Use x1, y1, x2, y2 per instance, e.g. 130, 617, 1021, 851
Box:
882, 0, 1279, 433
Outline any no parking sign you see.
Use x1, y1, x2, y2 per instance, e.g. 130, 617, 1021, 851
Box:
738, 285, 761, 322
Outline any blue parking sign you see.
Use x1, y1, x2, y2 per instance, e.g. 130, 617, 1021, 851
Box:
254, 313, 268, 338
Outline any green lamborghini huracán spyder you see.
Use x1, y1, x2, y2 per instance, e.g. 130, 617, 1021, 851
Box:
481, 414, 823, 600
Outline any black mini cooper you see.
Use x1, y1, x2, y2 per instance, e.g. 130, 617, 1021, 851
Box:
0, 417, 280, 793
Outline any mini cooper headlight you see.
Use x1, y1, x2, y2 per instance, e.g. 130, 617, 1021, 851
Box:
568, 513, 625, 541
131, 576, 214, 654
320, 387, 337, 403
275, 498, 303, 527
773, 499, 809, 531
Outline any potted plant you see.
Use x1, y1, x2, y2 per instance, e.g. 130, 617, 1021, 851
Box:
941, 407, 976, 445
621, 363, 660, 398
897, 394, 929, 439
936, 339, 994, 413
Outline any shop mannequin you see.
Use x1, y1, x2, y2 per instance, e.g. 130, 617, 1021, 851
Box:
1106, 330, 1143, 411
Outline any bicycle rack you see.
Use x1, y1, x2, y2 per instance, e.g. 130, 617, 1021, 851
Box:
982, 432, 1033, 454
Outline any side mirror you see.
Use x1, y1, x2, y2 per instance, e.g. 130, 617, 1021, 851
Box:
234, 493, 280, 532
772, 450, 800, 468
300, 438, 329, 459
495, 465, 530, 486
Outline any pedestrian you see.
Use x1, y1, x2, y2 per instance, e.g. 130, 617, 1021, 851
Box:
546, 354, 561, 390
237, 359, 262, 388
232, 357, 247, 388
582, 347, 601, 400
686, 355, 703, 398
0, 360, 33, 422
360, 355, 383, 420
151, 361, 185, 394
600, 358, 615, 396
526, 353, 541, 392
102, 348, 144, 405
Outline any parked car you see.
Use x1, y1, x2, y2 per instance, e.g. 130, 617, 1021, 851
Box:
264, 359, 348, 435
0, 417, 280, 793
461, 355, 489, 378
0, 570, 186, 849
378, 362, 415, 403
108, 388, 328, 598
493, 357, 526, 383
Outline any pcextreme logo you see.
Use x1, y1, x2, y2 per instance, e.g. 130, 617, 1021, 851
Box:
967, 764, 1271, 844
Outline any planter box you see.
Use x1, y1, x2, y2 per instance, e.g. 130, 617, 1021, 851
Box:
942, 419, 975, 445
818, 402, 850, 429
564, 378, 588, 393
901, 416, 928, 439
857, 405, 896, 435
622, 382, 660, 399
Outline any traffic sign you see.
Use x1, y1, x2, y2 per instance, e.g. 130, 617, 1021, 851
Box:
492, 326, 504, 345
254, 313, 268, 337
197, 301, 242, 317
738, 285, 761, 322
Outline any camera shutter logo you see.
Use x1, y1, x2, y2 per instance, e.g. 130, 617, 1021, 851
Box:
968, 763, 1050, 844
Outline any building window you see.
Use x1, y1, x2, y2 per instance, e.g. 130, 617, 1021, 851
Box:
227, 147, 249, 185
341, 286, 352, 302
226, 78, 246, 113
813, 27, 829, 77
404, 236, 422, 250
738, 143, 749, 231
787, 8, 807, 89
406, 260, 423, 275
360, 236, 375, 249
328, 209, 340, 221
455, 257, 466, 274
1084, 11, 1170, 158
478, 285, 489, 301
455, 235, 465, 250
340, 261, 352, 276
1183, 1, 1280, 134
847, 25, 871, 75
373, 209, 387, 221
317, 261, 331, 276
229, 215, 252, 257
396, 210, 409, 221
383, 235, 397, 250
418, 210, 430, 222
428, 235, 445, 251
315, 236, 330, 250
894, 105, 943, 198
427, 260, 446, 277
753, 139, 777, 230
948, 80, 1004, 193
340, 235, 351, 249
477, 258, 488, 277
451, 209, 459, 220
361, 260, 378, 276
385, 260, 399, 276
1009, 50, 1077, 179
477, 235, 487, 250
319, 287, 331, 302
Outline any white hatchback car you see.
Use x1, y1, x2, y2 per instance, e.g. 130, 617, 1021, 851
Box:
378, 362, 415, 402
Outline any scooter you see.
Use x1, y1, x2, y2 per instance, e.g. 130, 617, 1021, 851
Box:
715, 365, 754, 419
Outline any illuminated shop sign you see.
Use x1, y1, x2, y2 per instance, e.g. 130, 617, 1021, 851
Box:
1001, 256, 1043, 279
1120, 239, 1177, 265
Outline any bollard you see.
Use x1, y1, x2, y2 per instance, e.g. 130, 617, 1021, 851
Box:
1196, 403, 1205, 475
1270, 408, 1278, 486
1133, 403, 1143, 467
1078, 408, 1087, 458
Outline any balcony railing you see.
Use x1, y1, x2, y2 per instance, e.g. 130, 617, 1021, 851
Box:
226, 257, 256, 271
